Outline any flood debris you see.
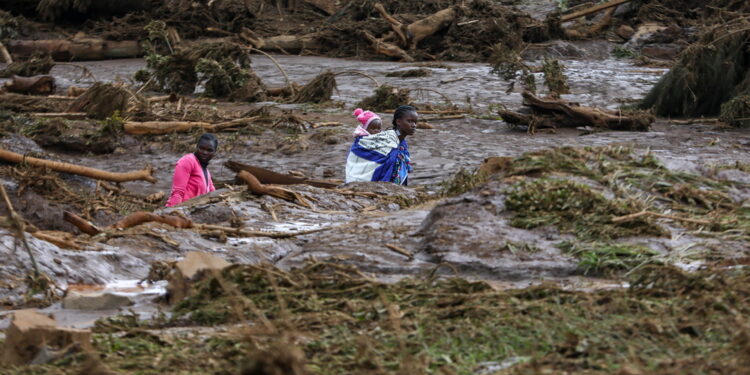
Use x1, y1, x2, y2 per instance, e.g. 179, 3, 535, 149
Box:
225, 160, 340, 188
1, 309, 93, 366
356, 84, 412, 111
123, 116, 260, 135
66, 82, 143, 119
6, 36, 142, 61
290, 71, 337, 104
0, 54, 54, 78
499, 91, 654, 133
639, 18, 750, 118
3, 74, 56, 95
166, 251, 231, 304
0, 147, 157, 183
74, 261, 750, 374
238, 170, 312, 208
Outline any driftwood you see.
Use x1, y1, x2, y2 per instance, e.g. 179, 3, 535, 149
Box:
63, 211, 101, 236
241, 31, 322, 53
361, 31, 414, 62
66, 82, 133, 119
498, 91, 653, 133
0, 148, 157, 183
30, 112, 88, 119
6, 37, 142, 61
384, 243, 414, 260
302, 0, 339, 15
3, 75, 56, 95
364, 4, 459, 60
560, 0, 633, 22
225, 160, 339, 188
237, 170, 312, 208
123, 116, 259, 135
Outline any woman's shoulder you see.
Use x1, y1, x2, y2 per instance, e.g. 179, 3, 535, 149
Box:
177, 153, 198, 165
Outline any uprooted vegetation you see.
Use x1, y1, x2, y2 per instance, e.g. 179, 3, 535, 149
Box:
639, 18, 750, 122
19, 262, 750, 374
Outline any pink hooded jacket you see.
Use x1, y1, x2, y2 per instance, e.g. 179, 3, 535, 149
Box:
166, 153, 215, 207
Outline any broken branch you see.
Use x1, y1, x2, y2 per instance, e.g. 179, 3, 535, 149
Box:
0, 148, 157, 184
560, 0, 632, 22
611, 210, 712, 226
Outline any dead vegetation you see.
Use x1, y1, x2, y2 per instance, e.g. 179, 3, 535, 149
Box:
20, 261, 748, 374
639, 18, 750, 118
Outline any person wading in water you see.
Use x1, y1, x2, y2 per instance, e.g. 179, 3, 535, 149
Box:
166, 133, 218, 207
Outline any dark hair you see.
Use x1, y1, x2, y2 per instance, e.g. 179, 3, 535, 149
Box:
198, 133, 218, 149
392, 105, 416, 129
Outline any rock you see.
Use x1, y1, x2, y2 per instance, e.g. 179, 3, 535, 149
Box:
641, 43, 684, 60
616, 25, 635, 40
62, 291, 134, 310
1, 309, 93, 366
166, 251, 231, 304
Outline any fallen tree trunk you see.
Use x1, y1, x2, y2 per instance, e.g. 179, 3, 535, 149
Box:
560, 0, 632, 22
3, 75, 56, 95
0, 148, 157, 183
225, 160, 339, 188
6, 37, 142, 61
112, 212, 193, 230
238, 170, 312, 208
361, 30, 414, 62
404, 6, 458, 49
123, 116, 259, 135
498, 91, 653, 132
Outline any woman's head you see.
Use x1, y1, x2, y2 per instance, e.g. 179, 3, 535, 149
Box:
353, 108, 382, 134
195, 133, 218, 165
392, 105, 417, 136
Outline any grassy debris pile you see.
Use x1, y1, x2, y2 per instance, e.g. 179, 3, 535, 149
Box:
505, 178, 659, 240
135, 24, 262, 98
291, 71, 337, 104
17, 262, 750, 374
497, 146, 744, 234
639, 18, 750, 119
355, 85, 412, 111
0, 55, 55, 78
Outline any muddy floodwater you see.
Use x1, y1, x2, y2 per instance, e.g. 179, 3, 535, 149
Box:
3, 47, 750, 374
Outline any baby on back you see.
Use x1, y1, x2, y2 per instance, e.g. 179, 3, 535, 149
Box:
352, 108, 382, 137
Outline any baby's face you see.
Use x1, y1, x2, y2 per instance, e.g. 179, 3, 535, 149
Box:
368, 119, 382, 134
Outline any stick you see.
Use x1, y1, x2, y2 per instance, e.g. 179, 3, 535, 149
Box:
334, 70, 380, 87
384, 243, 413, 260
63, 211, 102, 235
31, 231, 81, 250
311, 121, 343, 128
29, 112, 88, 119
0, 148, 157, 184
611, 210, 712, 226
560, 0, 632, 22
238, 170, 312, 208
0, 184, 38, 277
247, 47, 295, 94
361, 30, 414, 62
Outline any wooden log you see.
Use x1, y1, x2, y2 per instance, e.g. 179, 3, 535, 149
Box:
0, 148, 157, 183
560, 0, 632, 22
124, 117, 259, 135
63, 211, 101, 235
247, 33, 322, 52
405, 6, 458, 49
30, 112, 88, 119
238, 170, 312, 208
225, 160, 339, 188
112, 212, 193, 230
361, 30, 414, 62
31, 231, 81, 250
6, 38, 142, 61
4, 75, 56, 95
384, 243, 413, 260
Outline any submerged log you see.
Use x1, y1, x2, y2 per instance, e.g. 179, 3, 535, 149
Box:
361, 31, 414, 62
3, 75, 56, 95
404, 6, 458, 49
6, 37, 142, 61
0, 148, 157, 183
225, 160, 339, 188
243, 32, 323, 53
499, 91, 653, 132
237, 170, 312, 208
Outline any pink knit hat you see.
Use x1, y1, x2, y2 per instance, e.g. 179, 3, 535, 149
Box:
353, 108, 381, 129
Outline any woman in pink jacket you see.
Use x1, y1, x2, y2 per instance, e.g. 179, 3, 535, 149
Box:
166, 133, 218, 207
